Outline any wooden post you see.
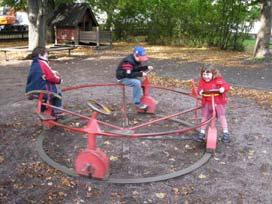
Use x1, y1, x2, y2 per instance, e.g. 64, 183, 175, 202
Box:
96, 26, 100, 48
109, 27, 113, 48
4, 50, 8, 61
75, 26, 79, 45
54, 26, 57, 45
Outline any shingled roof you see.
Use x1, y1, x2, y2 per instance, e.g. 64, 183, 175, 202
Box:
49, 3, 98, 27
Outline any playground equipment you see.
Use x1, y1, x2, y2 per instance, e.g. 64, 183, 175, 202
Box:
136, 77, 157, 113
201, 89, 221, 152
27, 77, 220, 183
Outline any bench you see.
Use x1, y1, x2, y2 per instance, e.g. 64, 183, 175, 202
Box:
0, 45, 77, 61
47, 45, 77, 56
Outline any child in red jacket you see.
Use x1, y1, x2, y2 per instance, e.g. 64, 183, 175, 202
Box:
26, 47, 63, 117
197, 65, 231, 143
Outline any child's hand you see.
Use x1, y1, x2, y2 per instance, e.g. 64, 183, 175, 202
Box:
219, 87, 225, 93
199, 90, 203, 95
53, 70, 61, 76
148, 66, 154, 70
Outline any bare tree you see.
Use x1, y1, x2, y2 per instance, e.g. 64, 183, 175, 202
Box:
27, 0, 48, 49
253, 0, 272, 58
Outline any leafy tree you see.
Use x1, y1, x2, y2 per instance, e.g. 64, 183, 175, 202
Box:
0, 0, 27, 10
89, 0, 260, 50
1, 0, 74, 49
1, 0, 266, 51
86, 0, 119, 30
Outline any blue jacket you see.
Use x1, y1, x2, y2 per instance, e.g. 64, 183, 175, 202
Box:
116, 54, 148, 80
26, 57, 61, 94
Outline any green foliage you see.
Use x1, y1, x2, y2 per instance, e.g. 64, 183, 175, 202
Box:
1, 0, 260, 50
87, 0, 260, 50
0, 0, 27, 10
243, 37, 256, 52
0, 0, 74, 11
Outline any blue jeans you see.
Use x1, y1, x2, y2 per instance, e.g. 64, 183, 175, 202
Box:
50, 87, 62, 114
120, 78, 142, 104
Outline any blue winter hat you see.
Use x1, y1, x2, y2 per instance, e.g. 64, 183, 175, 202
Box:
133, 46, 149, 61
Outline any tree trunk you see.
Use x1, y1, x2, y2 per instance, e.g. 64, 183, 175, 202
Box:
253, 0, 272, 58
27, 0, 48, 50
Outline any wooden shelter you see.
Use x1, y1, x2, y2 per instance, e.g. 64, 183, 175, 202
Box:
49, 3, 101, 45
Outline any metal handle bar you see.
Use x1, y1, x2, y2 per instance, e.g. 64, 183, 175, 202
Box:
202, 89, 221, 96
25, 90, 62, 99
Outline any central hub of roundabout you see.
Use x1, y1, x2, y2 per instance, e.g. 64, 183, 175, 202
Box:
28, 77, 218, 184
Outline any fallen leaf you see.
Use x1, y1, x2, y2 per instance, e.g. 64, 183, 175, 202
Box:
110, 156, 118, 161
155, 192, 166, 199
163, 150, 169, 157
0, 155, 4, 163
103, 141, 111, 145
58, 192, 66, 197
198, 173, 207, 179
132, 191, 139, 196
248, 150, 255, 156
185, 144, 193, 150
61, 177, 71, 186
172, 188, 179, 194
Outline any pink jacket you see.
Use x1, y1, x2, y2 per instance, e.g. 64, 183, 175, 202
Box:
197, 77, 231, 105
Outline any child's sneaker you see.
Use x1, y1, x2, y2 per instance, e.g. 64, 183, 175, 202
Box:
222, 132, 231, 143
196, 132, 205, 142
54, 112, 65, 120
135, 103, 148, 110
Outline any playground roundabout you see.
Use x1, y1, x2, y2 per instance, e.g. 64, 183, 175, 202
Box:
29, 78, 217, 184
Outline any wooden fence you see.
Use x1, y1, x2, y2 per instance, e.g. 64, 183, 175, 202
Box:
0, 30, 28, 40
78, 28, 112, 48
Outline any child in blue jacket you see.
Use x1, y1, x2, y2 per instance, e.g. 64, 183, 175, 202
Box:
116, 46, 153, 109
26, 47, 62, 115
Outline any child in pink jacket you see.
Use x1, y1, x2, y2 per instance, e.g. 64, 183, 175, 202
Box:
197, 65, 231, 143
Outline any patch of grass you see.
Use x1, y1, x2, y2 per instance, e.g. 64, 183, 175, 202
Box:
243, 37, 272, 53
243, 38, 256, 53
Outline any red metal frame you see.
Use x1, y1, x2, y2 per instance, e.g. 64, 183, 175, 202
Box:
137, 77, 157, 113
33, 79, 217, 179
205, 94, 218, 152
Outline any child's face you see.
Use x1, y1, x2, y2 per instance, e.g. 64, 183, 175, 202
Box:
39, 52, 48, 61
202, 71, 213, 82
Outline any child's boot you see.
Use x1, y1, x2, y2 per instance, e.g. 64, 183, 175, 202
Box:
222, 132, 231, 143
196, 132, 205, 142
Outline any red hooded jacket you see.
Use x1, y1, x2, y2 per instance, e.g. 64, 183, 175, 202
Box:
197, 77, 231, 105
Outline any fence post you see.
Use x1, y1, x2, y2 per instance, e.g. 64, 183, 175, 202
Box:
75, 26, 79, 45
54, 26, 58, 45
110, 27, 113, 48
96, 26, 100, 48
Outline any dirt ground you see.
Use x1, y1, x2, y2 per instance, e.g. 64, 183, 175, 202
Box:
0, 46, 272, 204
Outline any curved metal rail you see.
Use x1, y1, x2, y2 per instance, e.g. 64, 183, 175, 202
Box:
35, 82, 213, 183
36, 131, 211, 184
